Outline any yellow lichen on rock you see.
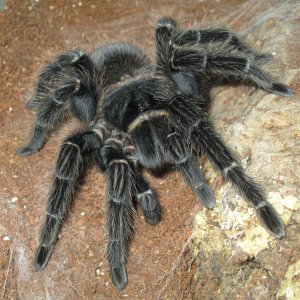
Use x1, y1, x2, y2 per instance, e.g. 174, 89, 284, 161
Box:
277, 259, 300, 299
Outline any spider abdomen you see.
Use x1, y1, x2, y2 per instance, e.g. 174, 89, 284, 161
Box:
90, 43, 152, 86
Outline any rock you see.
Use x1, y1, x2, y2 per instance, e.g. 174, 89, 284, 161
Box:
191, 1, 300, 298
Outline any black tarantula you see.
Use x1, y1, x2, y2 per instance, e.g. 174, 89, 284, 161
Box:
17, 17, 293, 290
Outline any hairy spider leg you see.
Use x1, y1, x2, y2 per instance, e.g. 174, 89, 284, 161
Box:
174, 30, 272, 63
131, 116, 216, 209
26, 50, 83, 110
155, 18, 293, 98
155, 24, 212, 105
35, 129, 103, 272
156, 17, 272, 64
98, 136, 136, 290
123, 143, 162, 225
98, 128, 163, 288
17, 80, 79, 156
190, 119, 285, 239
164, 93, 216, 208
135, 173, 162, 225
17, 55, 99, 156
171, 48, 294, 97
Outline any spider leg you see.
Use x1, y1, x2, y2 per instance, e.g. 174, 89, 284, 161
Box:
155, 17, 272, 65
123, 141, 162, 226
26, 50, 83, 110
177, 155, 216, 209
16, 79, 79, 156
190, 119, 285, 239
172, 28, 272, 63
162, 119, 216, 209
68, 54, 99, 123
17, 55, 99, 156
132, 117, 215, 209
130, 120, 164, 170
99, 136, 135, 290
135, 171, 162, 225
99, 133, 135, 290
171, 49, 293, 97
35, 129, 103, 271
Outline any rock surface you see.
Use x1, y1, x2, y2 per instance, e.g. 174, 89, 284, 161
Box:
190, 1, 300, 299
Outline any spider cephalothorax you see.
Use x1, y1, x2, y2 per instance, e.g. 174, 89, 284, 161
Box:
17, 18, 293, 290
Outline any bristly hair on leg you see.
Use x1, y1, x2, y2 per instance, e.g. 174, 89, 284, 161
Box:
35, 129, 104, 271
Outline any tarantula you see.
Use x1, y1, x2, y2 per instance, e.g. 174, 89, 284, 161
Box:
17, 17, 293, 290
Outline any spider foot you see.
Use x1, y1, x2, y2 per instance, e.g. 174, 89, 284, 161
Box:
178, 157, 216, 209
143, 206, 162, 225
34, 244, 55, 272
256, 202, 285, 239
16, 145, 40, 156
110, 264, 128, 290
195, 183, 216, 209
137, 190, 162, 225
25, 100, 39, 110
269, 82, 294, 97
255, 53, 274, 63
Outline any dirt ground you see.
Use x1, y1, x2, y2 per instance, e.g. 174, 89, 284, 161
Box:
0, 0, 299, 299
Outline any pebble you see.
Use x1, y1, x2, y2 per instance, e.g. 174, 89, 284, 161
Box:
11, 196, 18, 203
96, 269, 104, 276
